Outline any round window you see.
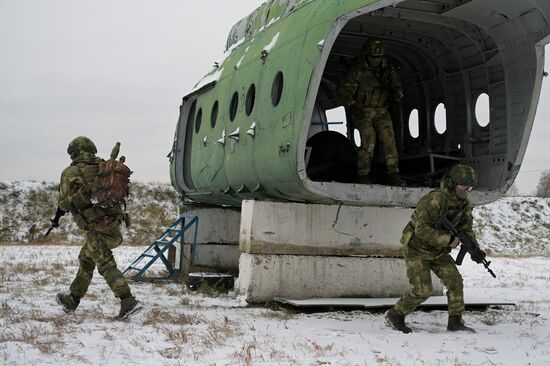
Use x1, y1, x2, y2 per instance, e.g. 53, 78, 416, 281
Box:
271, 71, 284, 107
475, 93, 490, 127
246, 84, 256, 116
434, 103, 447, 134
195, 108, 202, 134
229, 92, 239, 122
211, 101, 219, 128
408, 109, 419, 138
353, 129, 361, 148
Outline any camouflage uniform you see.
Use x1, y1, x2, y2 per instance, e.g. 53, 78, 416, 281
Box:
57, 137, 136, 312
339, 40, 404, 181
394, 179, 476, 316
387, 164, 481, 333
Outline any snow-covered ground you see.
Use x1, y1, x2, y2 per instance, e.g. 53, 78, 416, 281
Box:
1, 181, 550, 364
1, 244, 549, 366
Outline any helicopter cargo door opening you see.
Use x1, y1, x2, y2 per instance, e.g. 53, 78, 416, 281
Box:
300, 0, 550, 206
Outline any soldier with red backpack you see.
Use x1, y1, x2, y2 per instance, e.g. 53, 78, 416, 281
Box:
52, 136, 142, 320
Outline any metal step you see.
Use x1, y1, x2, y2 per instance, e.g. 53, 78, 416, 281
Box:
123, 214, 199, 282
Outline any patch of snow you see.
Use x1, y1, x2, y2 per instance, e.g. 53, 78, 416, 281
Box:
267, 16, 281, 28
473, 197, 550, 255
191, 67, 224, 93
225, 36, 246, 55
262, 32, 280, 54
235, 55, 245, 69
0, 245, 549, 365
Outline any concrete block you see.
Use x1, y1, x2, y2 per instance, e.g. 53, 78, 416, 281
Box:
193, 244, 240, 272
180, 204, 241, 244
174, 204, 241, 271
237, 253, 444, 303
240, 200, 413, 256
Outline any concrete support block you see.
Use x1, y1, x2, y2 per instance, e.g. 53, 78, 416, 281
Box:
237, 253, 444, 303
174, 200, 445, 303
180, 204, 240, 244
175, 204, 241, 271
193, 244, 240, 272
240, 200, 413, 256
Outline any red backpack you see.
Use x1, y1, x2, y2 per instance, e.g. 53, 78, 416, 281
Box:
91, 142, 132, 208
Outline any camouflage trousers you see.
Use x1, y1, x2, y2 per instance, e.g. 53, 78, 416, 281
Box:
69, 223, 130, 299
353, 107, 399, 176
394, 248, 465, 316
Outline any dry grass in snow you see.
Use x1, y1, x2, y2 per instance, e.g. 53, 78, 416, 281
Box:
1, 244, 549, 365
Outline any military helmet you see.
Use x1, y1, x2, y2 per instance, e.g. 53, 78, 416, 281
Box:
67, 136, 97, 159
364, 39, 385, 57
448, 164, 477, 187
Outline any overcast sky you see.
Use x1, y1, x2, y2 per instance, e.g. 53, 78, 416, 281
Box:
0, 1, 548, 194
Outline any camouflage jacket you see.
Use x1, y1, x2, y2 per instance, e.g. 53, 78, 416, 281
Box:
339, 56, 403, 109
402, 181, 479, 258
58, 152, 122, 230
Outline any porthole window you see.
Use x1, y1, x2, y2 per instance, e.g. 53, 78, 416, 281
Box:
229, 92, 239, 122
187, 100, 197, 130
246, 84, 256, 116
325, 106, 347, 136
434, 103, 447, 134
475, 92, 490, 127
353, 129, 361, 148
408, 109, 419, 138
272, 71, 284, 107
211, 101, 219, 128
195, 108, 202, 134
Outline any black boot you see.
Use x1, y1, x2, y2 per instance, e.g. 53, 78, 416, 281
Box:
56, 292, 80, 313
117, 294, 142, 320
385, 308, 412, 333
447, 315, 476, 333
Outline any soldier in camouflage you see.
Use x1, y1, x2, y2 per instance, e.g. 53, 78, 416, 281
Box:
385, 164, 485, 333
339, 39, 404, 185
55, 136, 142, 320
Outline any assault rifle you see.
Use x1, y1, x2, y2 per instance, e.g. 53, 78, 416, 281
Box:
436, 216, 496, 278
45, 207, 67, 237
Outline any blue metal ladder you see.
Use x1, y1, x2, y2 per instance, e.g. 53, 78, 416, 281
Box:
123, 214, 199, 282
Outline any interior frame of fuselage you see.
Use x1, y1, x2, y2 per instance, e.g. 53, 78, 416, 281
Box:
306, 0, 547, 194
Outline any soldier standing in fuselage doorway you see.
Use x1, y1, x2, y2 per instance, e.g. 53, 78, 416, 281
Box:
339, 39, 404, 185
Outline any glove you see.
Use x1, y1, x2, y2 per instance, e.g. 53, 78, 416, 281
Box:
470, 249, 486, 263
449, 235, 460, 249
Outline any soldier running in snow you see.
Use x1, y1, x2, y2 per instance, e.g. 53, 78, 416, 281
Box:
53, 136, 142, 320
385, 164, 486, 333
